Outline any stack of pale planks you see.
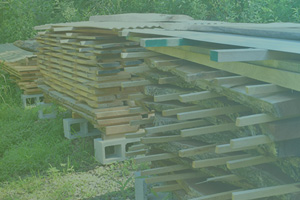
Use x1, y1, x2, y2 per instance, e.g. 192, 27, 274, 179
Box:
122, 21, 300, 200
0, 43, 41, 95
34, 14, 192, 140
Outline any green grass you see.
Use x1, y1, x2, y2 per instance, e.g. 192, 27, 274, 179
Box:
0, 69, 98, 182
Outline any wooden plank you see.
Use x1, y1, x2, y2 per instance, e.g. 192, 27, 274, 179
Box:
179, 144, 216, 157
213, 76, 253, 87
126, 149, 147, 157
232, 183, 300, 200
227, 156, 276, 170
141, 164, 189, 176
206, 174, 242, 183
179, 91, 221, 103
152, 184, 182, 193
191, 189, 242, 200
130, 117, 154, 126
230, 135, 271, 149
177, 105, 249, 121
215, 144, 255, 154
158, 76, 178, 84
141, 135, 183, 144
126, 130, 146, 139
140, 37, 191, 47
145, 172, 205, 184
104, 124, 139, 135
245, 84, 287, 95
146, 46, 300, 92
162, 105, 203, 117
145, 119, 209, 134
124, 64, 150, 73
135, 153, 176, 164
97, 115, 141, 126
236, 113, 279, 127
121, 80, 151, 88
154, 93, 183, 102
128, 144, 148, 151
121, 52, 159, 59
193, 154, 251, 168
181, 123, 237, 138
210, 48, 278, 62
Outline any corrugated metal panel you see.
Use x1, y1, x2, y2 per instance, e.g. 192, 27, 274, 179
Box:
0, 43, 35, 63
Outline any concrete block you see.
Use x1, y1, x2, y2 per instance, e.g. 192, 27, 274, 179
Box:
135, 171, 147, 200
63, 118, 101, 139
21, 94, 44, 107
38, 103, 57, 119
94, 137, 140, 164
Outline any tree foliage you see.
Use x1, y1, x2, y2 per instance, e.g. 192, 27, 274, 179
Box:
0, 0, 300, 43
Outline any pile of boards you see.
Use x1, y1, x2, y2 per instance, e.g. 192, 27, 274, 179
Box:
34, 14, 300, 199
121, 19, 300, 200
0, 43, 41, 95
34, 14, 192, 142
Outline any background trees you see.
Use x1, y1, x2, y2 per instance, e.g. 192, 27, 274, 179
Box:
1, 0, 300, 43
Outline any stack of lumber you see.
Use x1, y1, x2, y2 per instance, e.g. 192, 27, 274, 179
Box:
34, 14, 192, 139
122, 22, 300, 200
0, 43, 41, 95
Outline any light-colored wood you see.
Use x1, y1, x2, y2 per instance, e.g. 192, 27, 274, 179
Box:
104, 124, 139, 135
210, 48, 272, 62
128, 144, 148, 151
193, 154, 251, 168
146, 46, 300, 92
215, 144, 255, 154
191, 189, 242, 200
126, 149, 147, 157
181, 123, 237, 138
145, 172, 205, 184
125, 130, 146, 139
135, 153, 176, 164
141, 37, 187, 47
97, 115, 141, 126
154, 93, 182, 102
245, 84, 287, 95
230, 135, 271, 149
128, 93, 148, 100
179, 144, 216, 157
213, 76, 253, 87
179, 91, 221, 103
141, 164, 189, 176
130, 117, 154, 126
206, 174, 242, 183
141, 135, 183, 144
121, 79, 152, 88
177, 105, 249, 121
227, 156, 276, 170
232, 183, 300, 200
124, 64, 150, 73
162, 105, 203, 117
145, 119, 209, 134
236, 113, 279, 127
121, 52, 159, 58
152, 184, 182, 193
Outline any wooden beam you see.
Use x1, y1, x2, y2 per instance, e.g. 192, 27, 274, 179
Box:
128, 144, 148, 151
215, 144, 255, 154
152, 184, 182, 193
141, 135, 183, 144
158, 76, 178, 84
121, 52, 159, 58
210, 48, 273, 62
191, 189, 242, 200
154, 93, 182, 102
213, 76, 253, 87
230, 135, 271, 149
179, 144, 216, 157
206, 174, 242, 183
177, 105, 249, 121
141, 164, 189, 176
193, 154, 251, 168
135, 153, 176, 164
236, 113, 279, 127
162, 105, 203, 117
126, 149, 147, 157
121, 80, 151, 88
181, 123, 237, 138
245, 84, 287, 95
140, 37, 195, 47
124, 64, 150, 73
232, 183, 300, 200
179, 91, 221, 103
146, 46, 300, 92
145, 172, 205, 184
145, 119, 209, 134
130, 117, 154, 126
227, 156, 276, 170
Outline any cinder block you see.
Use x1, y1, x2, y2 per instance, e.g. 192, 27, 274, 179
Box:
63, 118, 101, 139
38, 103, 57, 119
135, 171, 147, 200
21, 94, 44, 107
94, 137, 140, 164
